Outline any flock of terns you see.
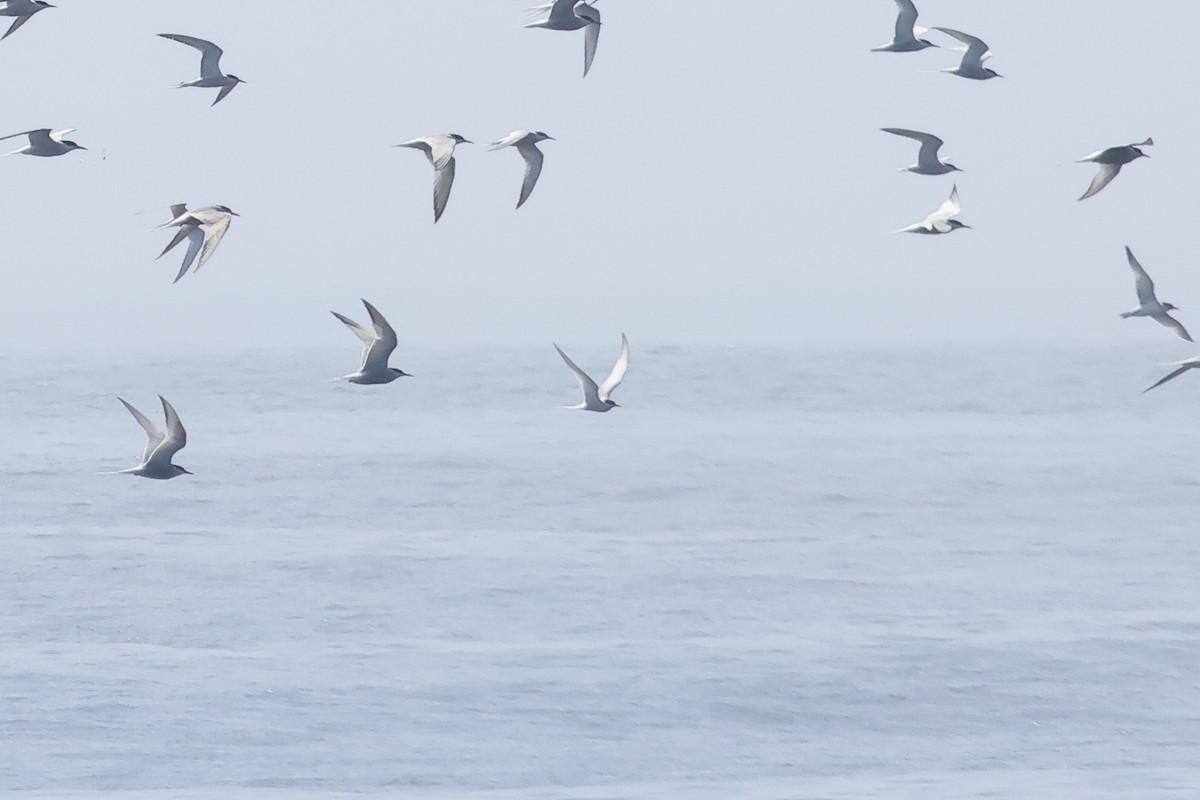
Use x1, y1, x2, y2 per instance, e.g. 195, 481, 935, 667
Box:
1, 0, 613, 480
876, 0, 1195, 393
7, 0, 1195, 478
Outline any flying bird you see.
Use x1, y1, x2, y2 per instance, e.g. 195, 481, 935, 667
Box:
155, 205, 239, 282
893, 184, 970, 234
489, 130, 555, 209
872, 0, 936, 52
553, 333, 629, 412
1120, 246, 1192, 342
881, 128, 960, 175
1142, 356, 1200, 394
0, 128, 85, 157
525, 0, 602, 77
331, 299, 411, 385
158, 33, 245, 106
395, 134, 471, 223
1077, 138, 1152, 201
933, 27, 1001, 79
0, 0, 53, 41
107, 396, 192, 479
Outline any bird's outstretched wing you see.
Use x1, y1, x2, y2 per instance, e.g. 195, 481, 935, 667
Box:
597, 333, 629, 401
119, 397, 165, 465
1080, 163, 1121, 201
554, 343, 601, 406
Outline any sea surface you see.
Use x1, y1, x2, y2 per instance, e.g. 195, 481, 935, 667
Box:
3, 343, 1200, 798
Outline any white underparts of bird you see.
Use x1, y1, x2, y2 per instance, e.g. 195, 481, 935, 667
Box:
109, 396, 192, 479
0, 0, 53, 41
872, 0, 936, 52
893, 184, 970, 234
1121, 246, 1192, 342
881, 128, 960, 175
1077, 138, 1152, 201
933, 27, 1001, 79
395, 134, 471, 223
553, 333, 629, 412
331, 299, 410, 385
524, 0, 602, 77
154, 205, 239, 283
0, 127, 85, 157
489, 131, 555, 209
158, 33, 245, 106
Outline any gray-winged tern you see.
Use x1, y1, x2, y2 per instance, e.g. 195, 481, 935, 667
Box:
158, 33, 245, 106
525, 0, 601, 77
155, 205, 239, 282
108, 396, 192, 479
489, 130, 555, 209
1121, 246, 1192, 342
934, 27, 1001, 79
554, 333, 629, 412
331, 299, 411, 385
881, 128, 960, 175
1143, 356, 1200, 394
1078, 138, 1152, 201
872, 0, 936, 53
893, 184, 970, 234
395, 134, 471, 223
0, 127, 85, 157
0, 0, 53, 41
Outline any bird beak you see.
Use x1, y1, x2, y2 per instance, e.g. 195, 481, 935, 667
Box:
231, 211, 241, 216
960, 224, 973, 229
463, 140, 474, 145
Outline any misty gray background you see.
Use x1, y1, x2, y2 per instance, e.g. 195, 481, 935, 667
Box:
1, 1, 1197, 352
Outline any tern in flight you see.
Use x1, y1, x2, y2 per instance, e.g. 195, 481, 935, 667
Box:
0, 127, 85, 157
553, 333, 629, 412
395, 134, 471, 223
155, 205, 239, 282
881, 128, 961, 175
108, 396, 192, 479
331, 299, 411, 385
0, 0, 54, 41
525, 0, 602, 77
1077, 138, 1152, 201
158, 33, 245, 106
893, 184, 970, 234
871, 0, 937, 52
489, 130, 555, 209
934, 27, 1001, 79
1143, 356, 1200, 394
1120, 246, 1192, 342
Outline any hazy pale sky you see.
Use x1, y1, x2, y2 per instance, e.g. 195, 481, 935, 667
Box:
2, 1, 1198, 351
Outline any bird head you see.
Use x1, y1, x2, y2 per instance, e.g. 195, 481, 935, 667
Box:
947, 220, 972, 231
450, 134, 473, 145
1133, 147, 1150, 159
986, 68, 1003, 78
390, 368, 412, 378
175, 465, 194, 476
533, 131, 556, 142
215, 205, 240, 216
605, 399, 620, 409
62, 140, 86, 151
228, 74, 247, 84
1165, 303, 1180, 311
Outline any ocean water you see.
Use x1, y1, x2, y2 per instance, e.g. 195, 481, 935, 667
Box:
3, 343, 1200, 798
